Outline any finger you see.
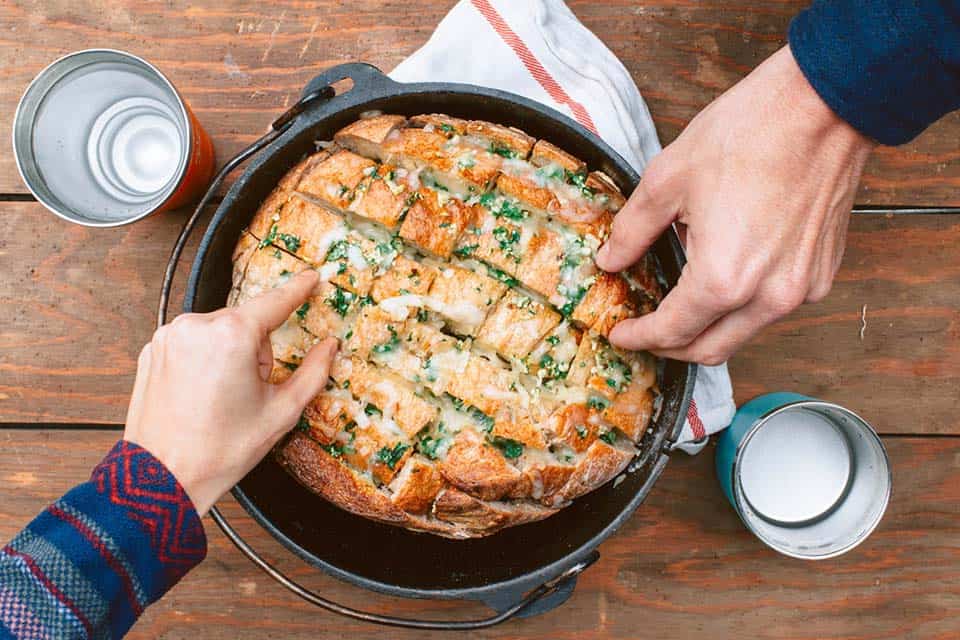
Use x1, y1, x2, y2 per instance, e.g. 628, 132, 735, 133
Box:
125, 343, 152, 428
651, 298, 768, 365
258, 334, 275, 381
596, 175, 679, 272
608, 266, 740, 352
273, 337, 339, 425
236, 270, 319, 332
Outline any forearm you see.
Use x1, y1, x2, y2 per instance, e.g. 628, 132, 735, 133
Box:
789, 0, 960, 145
0, 441, 206, 639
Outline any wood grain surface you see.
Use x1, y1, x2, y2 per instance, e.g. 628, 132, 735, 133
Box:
0, 0, 957, 205
0, 428, 955, 640
2, 201, 958, 433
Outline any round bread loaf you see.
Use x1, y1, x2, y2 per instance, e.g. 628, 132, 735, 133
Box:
228, 113, 662, 538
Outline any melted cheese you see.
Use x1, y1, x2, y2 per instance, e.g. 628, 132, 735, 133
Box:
346, 243, 369, 270
317, 261, 341, 282
379, 293, 484, 328
316, 225, 349, 261
379, 294, 423, 321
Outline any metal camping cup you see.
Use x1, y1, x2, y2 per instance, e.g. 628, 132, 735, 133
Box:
13, 49, 215, 227
716, 392, 891, 559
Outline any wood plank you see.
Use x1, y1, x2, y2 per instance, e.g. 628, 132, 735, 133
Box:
0, 428, 956, 639
1, 1, 957, 205
0, 201, 205, 422
4, 201, 959, 434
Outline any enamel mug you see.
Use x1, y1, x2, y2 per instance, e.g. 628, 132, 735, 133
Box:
716, 392, 891, 559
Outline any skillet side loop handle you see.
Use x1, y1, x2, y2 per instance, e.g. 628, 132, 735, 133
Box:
157, 87, 333, 328
301, 62, 398, 102
209, 505, 595, 630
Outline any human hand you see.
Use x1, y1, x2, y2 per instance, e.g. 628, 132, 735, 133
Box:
597, 45, 874, 364
123, 270, 337, 516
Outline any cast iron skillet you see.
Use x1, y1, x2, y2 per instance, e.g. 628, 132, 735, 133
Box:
159, 63, 696, 629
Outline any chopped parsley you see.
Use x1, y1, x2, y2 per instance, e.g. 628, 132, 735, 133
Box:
587, 395, 610, 411
454, 244, 479, 258
490, 436, 524, 459
497, 198, 526, 221
447, 394, 494, 431
469, 407, 495, 431
598, 430, 617, 445
478, 192, 497, 209
416, 434, 443, 460
563, 252, 583, 271
536, 164, 566, 181
325, 287, 355, 317
372, 326, 400, 354
258, 223, 300, 252
283, 361, 300, 371
546, 335, 561, 346
321, 441, 353, 458
326, 240, 349, 262
575, 425, 589, 439
295, 302, 310, 319
493, 226, 520, 254
279, 232, 301, 252
559, 285, 589, 317
422, 358, 438, 382
364, 404, 382, 416
489, 141, 518, 158
538, 353, 568, 380
423, 174, 449, 191
416, 308, 429, 322
296, 413, 310, 432
600, 358, 633, 393
487, 266, 519, 287
565, 169, 595, 199
259, 224, 279, 248
376, 442, 410, 469
439, 123, 456, 134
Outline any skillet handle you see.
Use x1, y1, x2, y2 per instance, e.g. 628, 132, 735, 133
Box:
157, 65, 596, 629
300, 62, 399, 102
209, 506, 596, 629
156, 84, 334, 328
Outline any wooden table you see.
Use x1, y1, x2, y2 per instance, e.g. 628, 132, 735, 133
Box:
2, 2, 958, 638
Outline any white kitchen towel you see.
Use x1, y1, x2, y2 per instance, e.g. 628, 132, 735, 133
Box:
390, 0, 735, 452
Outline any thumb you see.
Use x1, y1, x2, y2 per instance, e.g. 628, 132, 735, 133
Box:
608, 265, 727, 353
596, 172, 679, 273
274, 337, 339, 424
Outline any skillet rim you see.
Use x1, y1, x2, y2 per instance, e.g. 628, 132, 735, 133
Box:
183, 66, 696, 602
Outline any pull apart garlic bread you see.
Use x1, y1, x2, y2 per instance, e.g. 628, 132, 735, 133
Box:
228, 113, 663, 538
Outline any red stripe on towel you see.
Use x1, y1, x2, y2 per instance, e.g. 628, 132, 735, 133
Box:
687, 398, 707, 440
470, 0, 599, 135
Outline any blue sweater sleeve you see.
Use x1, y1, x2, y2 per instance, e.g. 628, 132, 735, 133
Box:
789, 0, 960, 145
0, 441, 207, 640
